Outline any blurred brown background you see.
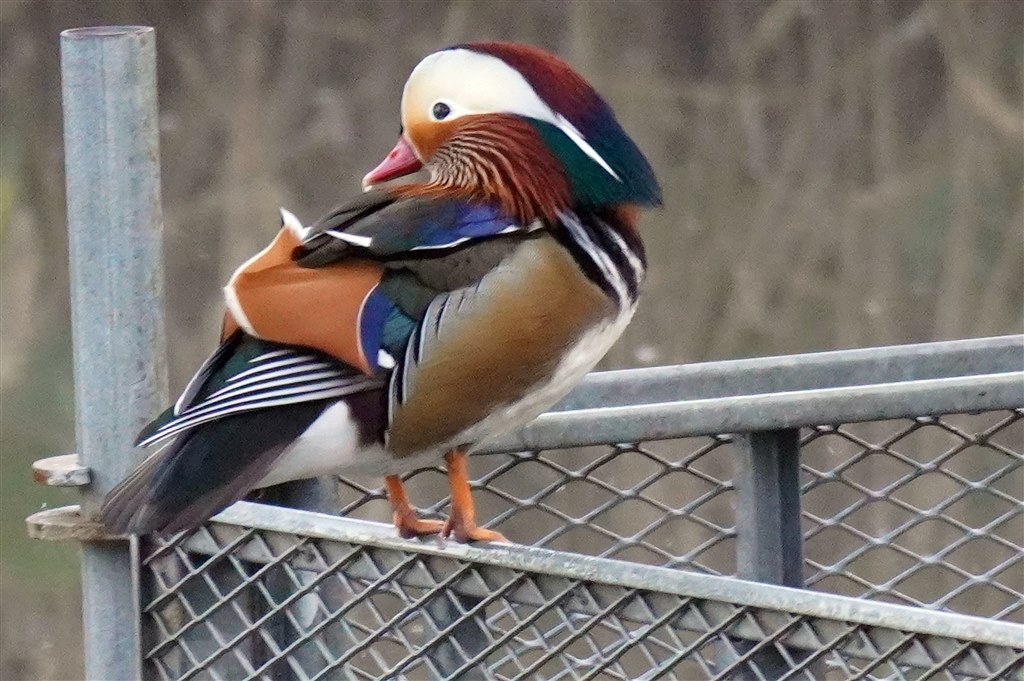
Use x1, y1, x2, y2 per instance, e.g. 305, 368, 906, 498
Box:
1, 1, 1021, 678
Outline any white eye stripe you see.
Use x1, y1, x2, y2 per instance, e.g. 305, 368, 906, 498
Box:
552, 114, 621, 181
406, 49, 621, 183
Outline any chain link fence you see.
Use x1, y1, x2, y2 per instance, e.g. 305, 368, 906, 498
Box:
326, 410, 1023, 623
127, 336, 1024, 680
141, 507, 1022, 681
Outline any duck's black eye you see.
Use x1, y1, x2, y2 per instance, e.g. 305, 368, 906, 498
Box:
431, 102, 451, 120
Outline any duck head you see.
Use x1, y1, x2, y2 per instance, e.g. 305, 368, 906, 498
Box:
363, 42, 661, 222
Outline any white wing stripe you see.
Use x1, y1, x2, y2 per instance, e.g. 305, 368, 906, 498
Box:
408, 235, 473, 252
169, 377, 371, 426
324, 230, 373, 247
249, 349, 295, 363
405, 222, 532, 252
208, 361, 335, 398
230, 355, 319, 383
139, 382, 376, 448
202, 369, 346, 406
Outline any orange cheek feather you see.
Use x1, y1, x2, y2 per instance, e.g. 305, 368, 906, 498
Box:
406, 118, 460, 161
223, 226, 385, 375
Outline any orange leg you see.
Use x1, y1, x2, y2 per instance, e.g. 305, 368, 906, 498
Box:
441, 449, 509, 544
385, 475, 445, 538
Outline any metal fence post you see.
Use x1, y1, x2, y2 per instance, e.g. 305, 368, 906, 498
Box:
730, 429, 804, 679
61, 26, 167, 681
734, 430, 803, 586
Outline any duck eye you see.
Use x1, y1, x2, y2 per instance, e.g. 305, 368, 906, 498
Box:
431, 102, 451, 120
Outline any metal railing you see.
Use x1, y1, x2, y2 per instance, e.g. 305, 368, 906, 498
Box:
28, 25, 1024, 681
131, 342, 1023, 680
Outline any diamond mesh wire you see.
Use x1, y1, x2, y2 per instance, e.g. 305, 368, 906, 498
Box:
141, 521, 1022, 681
137, 408, 1023, 680
334, 438, 738, 575
327, 409, 1023, 623
800, 411, 1023, 622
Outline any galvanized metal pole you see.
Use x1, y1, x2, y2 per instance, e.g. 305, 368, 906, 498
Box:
61, 25, 167, 680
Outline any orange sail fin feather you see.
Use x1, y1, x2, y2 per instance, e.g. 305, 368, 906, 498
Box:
223, 211, 385, 376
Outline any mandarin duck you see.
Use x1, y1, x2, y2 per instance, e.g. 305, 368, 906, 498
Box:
101, 42, 661, 542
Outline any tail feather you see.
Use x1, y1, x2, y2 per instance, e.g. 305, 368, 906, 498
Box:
100, 442, 172, 534
100, 401, 328, 535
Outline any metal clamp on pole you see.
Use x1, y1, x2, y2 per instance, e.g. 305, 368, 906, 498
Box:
57, 25, 167, 681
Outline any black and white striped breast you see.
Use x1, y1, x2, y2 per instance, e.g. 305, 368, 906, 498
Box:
551, 210, 646, 308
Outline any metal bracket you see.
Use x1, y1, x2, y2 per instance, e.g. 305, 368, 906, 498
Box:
26, 505, 126, 542
32, 454, 90, 487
